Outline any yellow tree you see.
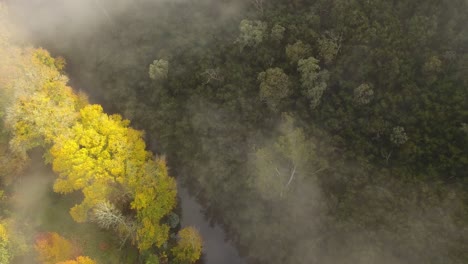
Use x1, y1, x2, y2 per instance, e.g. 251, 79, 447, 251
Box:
5, 48, 86, 157
0, 12, 29, 181
171, 227, 203, 264
0, 10, 189, 253
35, 232, 75, 264
0, 223, 10, 263
50, 104, 177, 251
50, 104, 148, 222
1, 6, 87, 187
129, 157, 177, 250
57, 256, 97, 264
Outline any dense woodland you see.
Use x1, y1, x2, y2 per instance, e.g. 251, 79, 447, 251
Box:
1, 0, 467, 263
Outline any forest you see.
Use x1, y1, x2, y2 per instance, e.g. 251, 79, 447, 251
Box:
0, 0, 467, 263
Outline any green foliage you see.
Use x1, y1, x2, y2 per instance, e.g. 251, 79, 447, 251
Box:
237, 19, 267, 50
11, 0, 467, 263
423, 56, 442, 74
317, 31, 341, 65
297, 57, 329, 108
167, 212, 180, 229
258, 68, 290, 111
149, 59, 169, 80
270, 24, 285, 42
390, 126, 408, 146
354, 83, 374, 105
145, 254, 160, 264
1, 220, 28, 261
285, 41, 311, 64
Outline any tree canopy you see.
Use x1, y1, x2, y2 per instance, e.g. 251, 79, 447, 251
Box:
2, 0, 468, 263
0, 7, 202, 262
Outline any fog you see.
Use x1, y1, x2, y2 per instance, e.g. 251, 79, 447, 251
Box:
4, 0, 467, 263
178, 186, 244, 264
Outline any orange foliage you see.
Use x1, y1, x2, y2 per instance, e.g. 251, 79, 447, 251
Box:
99, 241, 109, 251
34, 232, 75, 264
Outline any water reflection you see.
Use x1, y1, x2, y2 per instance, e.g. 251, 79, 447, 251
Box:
178, 186, 245, 264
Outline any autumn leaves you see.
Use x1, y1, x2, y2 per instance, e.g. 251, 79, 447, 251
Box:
1, 22, 201, 263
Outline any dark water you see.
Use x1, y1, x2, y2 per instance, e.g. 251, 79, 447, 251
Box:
178, 186, 245, 264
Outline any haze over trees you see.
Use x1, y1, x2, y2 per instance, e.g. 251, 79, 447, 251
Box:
2, 0, 468, 263
0, 5, 202, 263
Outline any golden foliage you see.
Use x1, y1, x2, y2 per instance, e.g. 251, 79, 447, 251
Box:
35, 232, 74, 264
171, 227, 203, 264
0, 8, 184, 252
131, 158, 177, 250
57, 256, 97, 264
0, 222, 10, 263
50, 104, 149, 222
0, 223, 7, 242
4, 47, 83, 157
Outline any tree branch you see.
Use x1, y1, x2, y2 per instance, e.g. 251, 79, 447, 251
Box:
285, 164, 297, 188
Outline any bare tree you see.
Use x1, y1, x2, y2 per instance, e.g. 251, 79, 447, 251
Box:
381, 149, 393, 164
201, 68, 223, 84
92, 201, 136, 247
252, 115, 328, 199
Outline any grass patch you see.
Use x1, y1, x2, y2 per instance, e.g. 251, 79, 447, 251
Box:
12, 161, 139, 264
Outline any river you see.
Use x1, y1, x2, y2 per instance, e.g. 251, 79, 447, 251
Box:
178, 186, 245, 264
